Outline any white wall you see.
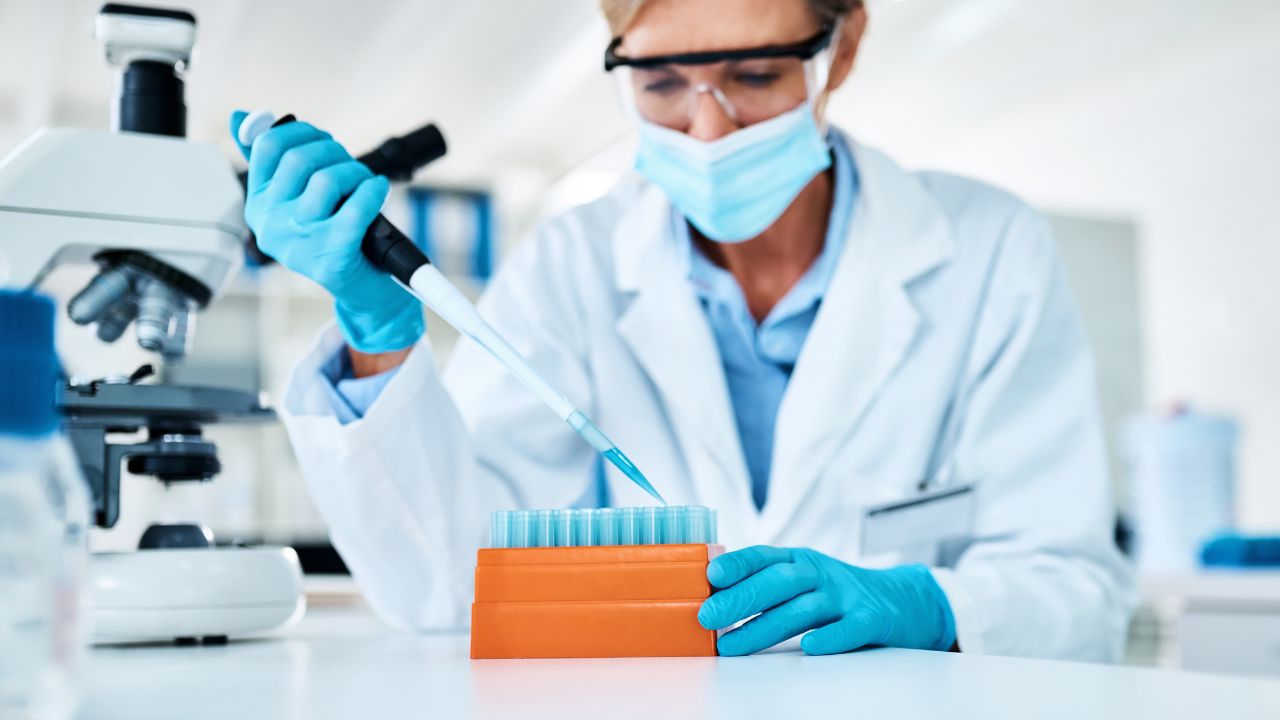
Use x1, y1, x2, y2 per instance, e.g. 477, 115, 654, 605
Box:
828, 0, 1280, 528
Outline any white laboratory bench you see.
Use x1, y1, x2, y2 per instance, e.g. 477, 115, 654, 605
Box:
80, 591, 1280, 720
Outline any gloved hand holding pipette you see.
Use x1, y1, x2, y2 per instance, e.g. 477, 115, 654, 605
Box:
230, 111, 424, 354
231, 110, 665, 505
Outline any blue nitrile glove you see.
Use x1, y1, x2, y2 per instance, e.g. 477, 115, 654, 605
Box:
230, 110, 424, 353
697, 546, 956, 656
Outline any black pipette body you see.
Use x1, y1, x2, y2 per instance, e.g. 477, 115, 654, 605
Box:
241, 115, 446, 283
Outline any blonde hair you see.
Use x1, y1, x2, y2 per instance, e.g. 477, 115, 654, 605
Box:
599, 0, 862, 36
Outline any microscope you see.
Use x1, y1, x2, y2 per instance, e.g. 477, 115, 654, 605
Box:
0, 4, 299, 644
1, 3, 449, 643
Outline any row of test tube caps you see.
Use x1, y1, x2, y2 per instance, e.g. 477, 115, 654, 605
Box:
489, 506, 718, 548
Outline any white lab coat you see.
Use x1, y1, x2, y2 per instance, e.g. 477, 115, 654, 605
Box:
281, 137, 1135, 661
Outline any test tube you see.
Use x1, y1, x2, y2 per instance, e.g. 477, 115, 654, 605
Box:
510, 510, 532, 548
686, 506, 710, 544
663, 506, 683, 544
573, 509, 594, 547
490, 511, 510, 548
710, 509, 718, 544
640, 507, 660, 545
595, 508, 617, 546
534, 510, 554, 548
619, 507, 639, 545
552, 509, 574, 547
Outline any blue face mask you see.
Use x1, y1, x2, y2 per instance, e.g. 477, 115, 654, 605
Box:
634, 104, 832, 244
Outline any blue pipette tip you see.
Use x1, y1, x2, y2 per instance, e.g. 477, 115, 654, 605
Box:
604, 448, 667, 506
567, 410, 666, 505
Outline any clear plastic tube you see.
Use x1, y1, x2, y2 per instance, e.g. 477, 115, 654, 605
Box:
595, 508, 617, 546
509, 511, 532, 549
664, 507, 683, 544
618, 508, 639, 546
490, 512, 509, 550
552, 509, 573, 547
686, 506, 710, 544
534, 510, 555, 548
641, 507, 661, 545
573, 510, 594, 547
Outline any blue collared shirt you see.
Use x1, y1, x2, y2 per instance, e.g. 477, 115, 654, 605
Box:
321, 133, 858, 511
318, 346, 396, 425
676, 131, 857, 510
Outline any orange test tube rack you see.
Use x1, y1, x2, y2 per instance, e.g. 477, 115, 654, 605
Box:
470, 543, 722, 659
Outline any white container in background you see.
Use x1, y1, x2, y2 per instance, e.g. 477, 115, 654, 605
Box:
0, 291, 91, 720
1125, 408, 1238, 573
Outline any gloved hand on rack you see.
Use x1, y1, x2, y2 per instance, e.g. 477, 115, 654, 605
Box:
697, 546, 956, 656
230, 111, 424, 354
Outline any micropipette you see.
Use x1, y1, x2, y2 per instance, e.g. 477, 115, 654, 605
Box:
239, 110, 666, 505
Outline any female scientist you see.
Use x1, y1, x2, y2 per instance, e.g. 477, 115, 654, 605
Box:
231, 0, 1133, 659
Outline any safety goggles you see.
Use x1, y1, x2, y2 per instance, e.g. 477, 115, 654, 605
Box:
604, 24, 838, 131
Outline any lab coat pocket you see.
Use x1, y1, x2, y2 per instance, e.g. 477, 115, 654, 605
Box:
838, 477, 975, 568
832, 473, 913, 566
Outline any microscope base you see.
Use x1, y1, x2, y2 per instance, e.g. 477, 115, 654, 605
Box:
89, 546, 306, 644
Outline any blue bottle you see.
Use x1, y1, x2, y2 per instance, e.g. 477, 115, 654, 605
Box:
0, 291, 91, 720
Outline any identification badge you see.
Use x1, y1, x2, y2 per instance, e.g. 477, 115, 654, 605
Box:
860, 484, 976, 556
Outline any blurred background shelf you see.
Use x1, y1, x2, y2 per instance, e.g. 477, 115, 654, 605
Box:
1130, 571, 1280, 676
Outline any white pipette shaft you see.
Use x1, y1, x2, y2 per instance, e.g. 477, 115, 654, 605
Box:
405, 266, 665, 504
406, 264, 575, 419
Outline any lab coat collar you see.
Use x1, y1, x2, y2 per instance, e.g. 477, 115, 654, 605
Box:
611, 132, 956, 538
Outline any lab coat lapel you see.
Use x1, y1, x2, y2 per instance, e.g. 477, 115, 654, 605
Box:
612, 185, 756, 521
761, 143, 956, 540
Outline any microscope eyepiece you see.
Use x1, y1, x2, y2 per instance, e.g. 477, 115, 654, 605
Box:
95, 3, 197, 137
118, 60, 186, 137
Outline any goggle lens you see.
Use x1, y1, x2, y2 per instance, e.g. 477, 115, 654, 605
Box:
626, 57, 812, 129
